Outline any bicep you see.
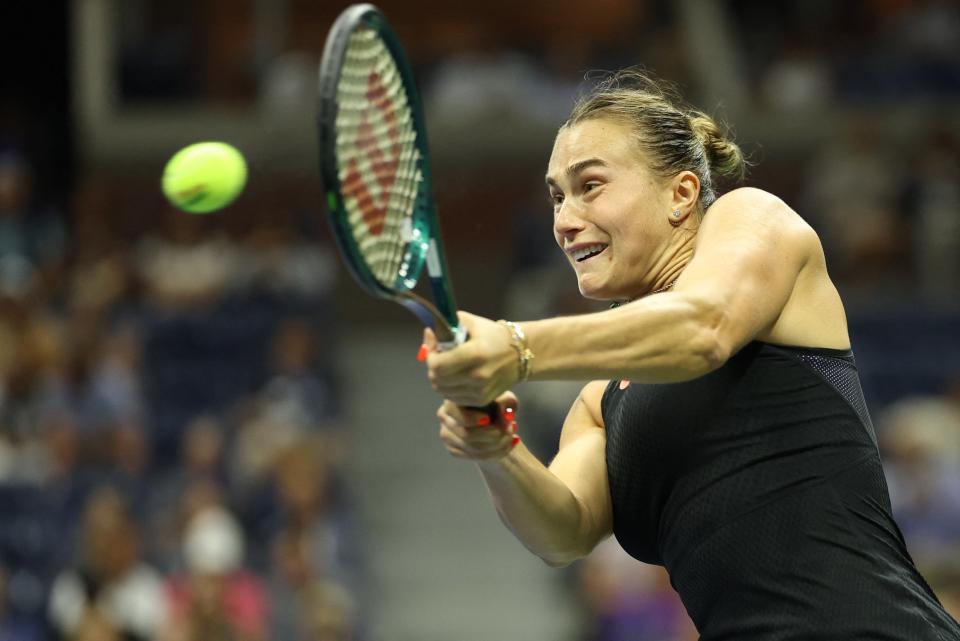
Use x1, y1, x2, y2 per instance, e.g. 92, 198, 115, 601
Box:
677, 187, 816, 354
548, 381, 613, 544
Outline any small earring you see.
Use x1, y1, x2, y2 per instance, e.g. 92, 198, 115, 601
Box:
672, 210, 682, 218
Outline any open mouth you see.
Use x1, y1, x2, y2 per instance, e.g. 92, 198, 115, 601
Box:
573, 244, 608, 262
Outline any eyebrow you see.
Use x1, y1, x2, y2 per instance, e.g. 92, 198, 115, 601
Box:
545, 157, 609, 189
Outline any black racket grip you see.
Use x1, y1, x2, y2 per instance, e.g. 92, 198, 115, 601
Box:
469, 401, 502, 423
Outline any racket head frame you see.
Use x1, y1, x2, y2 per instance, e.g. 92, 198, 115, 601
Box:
318, 4, 463, 347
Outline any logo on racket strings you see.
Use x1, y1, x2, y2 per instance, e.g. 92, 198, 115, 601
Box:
341, 71, 402, 236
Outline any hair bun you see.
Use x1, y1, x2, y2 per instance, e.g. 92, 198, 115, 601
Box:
688, 112, 746, 182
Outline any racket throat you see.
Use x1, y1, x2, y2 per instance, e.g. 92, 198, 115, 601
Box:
396, 292, 465, 349
437, 324, 467, 351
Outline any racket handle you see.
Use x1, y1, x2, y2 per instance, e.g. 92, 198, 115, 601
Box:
435, 324, 467, 352
471, 401, 501, 422
436, 325, 499, 420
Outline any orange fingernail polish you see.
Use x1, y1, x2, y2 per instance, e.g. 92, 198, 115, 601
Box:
511, 435, 521, 447
417, 344, 428, 362
477, 415, 491, 427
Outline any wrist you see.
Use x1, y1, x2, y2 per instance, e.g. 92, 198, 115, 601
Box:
498, 320, 534, 383
476, 439, 522, 472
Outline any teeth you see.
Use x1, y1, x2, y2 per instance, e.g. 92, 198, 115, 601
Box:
572, 244, 607, 261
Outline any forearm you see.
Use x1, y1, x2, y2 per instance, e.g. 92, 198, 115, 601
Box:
524, 291, 728, 383
476, 443, 596, 566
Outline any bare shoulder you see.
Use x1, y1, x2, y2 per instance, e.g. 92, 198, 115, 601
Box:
578, 380, 608, 425
558, 381, 608, 448
580, 379, 609, 398
704, 190, 847, 348
703, 187, 820, 253
709, 187, 793, 216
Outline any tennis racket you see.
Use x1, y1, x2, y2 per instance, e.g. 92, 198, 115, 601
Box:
318, 4, 497, 415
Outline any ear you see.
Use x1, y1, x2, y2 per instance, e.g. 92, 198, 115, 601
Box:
666, 171, 700, 224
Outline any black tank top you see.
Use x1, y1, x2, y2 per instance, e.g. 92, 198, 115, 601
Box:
602, 341, 960, 640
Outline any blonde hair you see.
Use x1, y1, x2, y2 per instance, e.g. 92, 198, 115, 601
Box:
565, 68, 746, 209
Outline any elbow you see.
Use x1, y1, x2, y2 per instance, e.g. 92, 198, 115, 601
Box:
687, 296, 733, 375
538, 549, 586, 568
700, 328, 731, 373
535, 531, 600, 568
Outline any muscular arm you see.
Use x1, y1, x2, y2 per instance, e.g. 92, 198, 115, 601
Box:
471, 382, 612, 566
523, 188, 818, 383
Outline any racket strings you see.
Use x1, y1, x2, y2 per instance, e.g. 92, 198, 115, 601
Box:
335, 28, 422, 289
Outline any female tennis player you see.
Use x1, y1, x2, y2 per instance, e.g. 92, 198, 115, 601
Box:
422, 69, 960, 639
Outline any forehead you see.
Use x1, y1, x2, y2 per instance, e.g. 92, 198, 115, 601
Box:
547, 118, 643, 179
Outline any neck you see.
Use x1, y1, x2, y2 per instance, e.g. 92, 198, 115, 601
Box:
649, 257, 687, 293
611, 249, 691, 306
608, 221, 700, 306
643, 228, 697, 296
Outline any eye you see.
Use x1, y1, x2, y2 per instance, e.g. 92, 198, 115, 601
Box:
549, 192, 564, 207
583, 181, 601, 193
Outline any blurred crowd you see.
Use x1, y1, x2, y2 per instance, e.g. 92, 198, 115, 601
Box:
732, 0, 960, 108
0, 147, 363, 641
2, 1, 959, 641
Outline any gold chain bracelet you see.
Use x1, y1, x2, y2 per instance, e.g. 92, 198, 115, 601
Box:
499, 320, 534, 382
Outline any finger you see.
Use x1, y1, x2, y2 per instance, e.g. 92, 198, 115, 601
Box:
437, 400, 463, 422
430, 382, 477, 407
432, 383, 492, 407
419, 328, 438, 362
438, 414, 469, 441
458, 405, 497, 428
441, 394, 490, 409
495, 391, 519, 416
441, 431, 514, 460
439, 417, 509, 448
423, 327, 438, 350
456, 311, 478, 336
444, 444, 478, 460
438, 401, 492, 431
427, 340, 479, 378
440, 420, 517, 460
440, 416, 512, 445
441, 424, 490, 455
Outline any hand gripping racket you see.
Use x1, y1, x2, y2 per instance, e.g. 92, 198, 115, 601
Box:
318, 4, 497, 415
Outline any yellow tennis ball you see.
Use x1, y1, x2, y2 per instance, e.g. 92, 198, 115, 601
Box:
162, 142, 247, 214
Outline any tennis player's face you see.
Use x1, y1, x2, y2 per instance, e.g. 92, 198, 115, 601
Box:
547, 118, 675, 300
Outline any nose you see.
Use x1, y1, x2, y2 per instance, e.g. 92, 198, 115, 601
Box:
553, 201, 585, 241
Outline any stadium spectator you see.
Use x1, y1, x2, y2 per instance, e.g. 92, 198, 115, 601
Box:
48, 486, 166, 641
161, 505, 268, 641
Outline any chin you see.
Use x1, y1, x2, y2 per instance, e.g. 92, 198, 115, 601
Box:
577, 278, 615, 302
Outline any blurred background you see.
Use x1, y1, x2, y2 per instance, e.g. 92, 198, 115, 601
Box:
0, 1, 958, 640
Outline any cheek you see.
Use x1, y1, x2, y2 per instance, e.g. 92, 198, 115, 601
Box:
612, 198, 654, 238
